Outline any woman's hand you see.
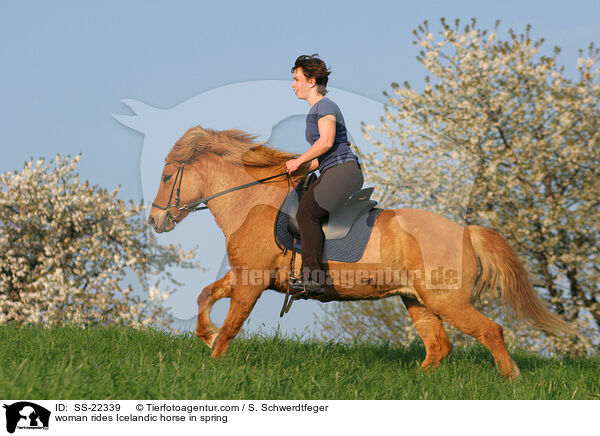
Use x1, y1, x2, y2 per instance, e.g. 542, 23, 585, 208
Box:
309, 159, 319, 172
286, 158, 303, 174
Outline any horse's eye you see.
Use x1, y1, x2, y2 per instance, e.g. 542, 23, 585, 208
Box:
163, 175, 172, 183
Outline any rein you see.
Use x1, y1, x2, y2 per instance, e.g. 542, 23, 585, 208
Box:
152, 162, 291, 224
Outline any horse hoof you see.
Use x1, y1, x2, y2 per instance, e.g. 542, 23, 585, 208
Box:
197, 329, 220, 349
208, 333, 220, 349
505, 367, 521, 381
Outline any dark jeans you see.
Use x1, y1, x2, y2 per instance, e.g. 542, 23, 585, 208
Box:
296, 160, 364, 283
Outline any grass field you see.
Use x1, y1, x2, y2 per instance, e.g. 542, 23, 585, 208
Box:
0, 325, 598, 400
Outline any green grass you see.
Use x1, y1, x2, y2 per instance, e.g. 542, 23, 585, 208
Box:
0, 325, 598, 399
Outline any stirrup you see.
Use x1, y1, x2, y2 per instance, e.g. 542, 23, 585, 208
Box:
279, 277, 309, 317
290, 278, 325, 295
279, 290, 307, 317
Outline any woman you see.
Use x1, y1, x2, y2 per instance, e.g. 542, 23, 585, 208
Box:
286, 54, 364, 294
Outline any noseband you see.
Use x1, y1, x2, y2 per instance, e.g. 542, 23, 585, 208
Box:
151, 162, 189, 224
152, 162, 291, 225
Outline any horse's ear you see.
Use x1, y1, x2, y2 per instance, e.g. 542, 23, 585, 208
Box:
112, 99, 161, 133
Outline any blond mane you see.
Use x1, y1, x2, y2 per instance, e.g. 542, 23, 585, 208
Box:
166, 126, 299, 169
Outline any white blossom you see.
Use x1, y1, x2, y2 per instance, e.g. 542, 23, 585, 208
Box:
319, 19, 600, 356
0, 155, 200, 328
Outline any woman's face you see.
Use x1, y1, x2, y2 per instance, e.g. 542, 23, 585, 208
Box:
292, 67, 315, 100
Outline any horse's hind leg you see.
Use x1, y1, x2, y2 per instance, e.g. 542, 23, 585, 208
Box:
196, 271, 232, 349
401, 296, 452, 371
430, 299, 520, 379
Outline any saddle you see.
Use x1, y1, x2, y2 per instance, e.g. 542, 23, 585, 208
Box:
274, 172, 382, 263
275, 173, 382, 317
287, 173, 377, 240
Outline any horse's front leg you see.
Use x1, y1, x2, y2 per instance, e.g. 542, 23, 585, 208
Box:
196, 271, 232, 349
211, 283, 264, 359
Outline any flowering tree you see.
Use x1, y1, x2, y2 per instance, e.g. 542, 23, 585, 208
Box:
318, 19, 599, 355
0, 155, 199, 328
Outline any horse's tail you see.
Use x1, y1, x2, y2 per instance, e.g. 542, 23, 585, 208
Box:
467, 225, 577, 336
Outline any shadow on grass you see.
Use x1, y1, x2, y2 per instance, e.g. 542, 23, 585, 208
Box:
228, 333, 428, 367
510, 349, 600, 373
230, 333, 600, 378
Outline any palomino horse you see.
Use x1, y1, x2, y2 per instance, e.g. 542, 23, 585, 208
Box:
147, 126, 574, 379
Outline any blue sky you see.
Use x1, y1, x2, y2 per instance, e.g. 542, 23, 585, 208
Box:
1, 0, 598, 335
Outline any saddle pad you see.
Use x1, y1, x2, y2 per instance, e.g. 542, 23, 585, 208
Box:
274, 188, 383, 263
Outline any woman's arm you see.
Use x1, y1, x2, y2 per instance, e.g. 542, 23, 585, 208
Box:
297, 114, 336, 163
286, 114, 336, 173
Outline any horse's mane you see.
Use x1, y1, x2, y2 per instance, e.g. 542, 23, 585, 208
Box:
166, 126, 298, 168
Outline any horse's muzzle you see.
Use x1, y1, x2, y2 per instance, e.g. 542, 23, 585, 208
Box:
147, 211, 174, 233
147, 215, 159, 232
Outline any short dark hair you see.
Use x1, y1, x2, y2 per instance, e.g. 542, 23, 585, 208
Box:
291, 54, 331, 96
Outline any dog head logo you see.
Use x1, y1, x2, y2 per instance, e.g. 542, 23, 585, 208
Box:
3, 402, 50, 433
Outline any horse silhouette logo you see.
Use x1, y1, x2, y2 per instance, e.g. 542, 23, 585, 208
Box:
113, 80, 478, 299
112, 80, 387, 228
3, 402, 50, 433
112, 80, 396, 309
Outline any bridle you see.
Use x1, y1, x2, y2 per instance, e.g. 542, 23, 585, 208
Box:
151, 162, 291, 225
151, 162, 188, 223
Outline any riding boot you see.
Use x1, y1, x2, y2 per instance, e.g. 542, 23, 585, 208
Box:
289, 267, 325, 295
289, 277, 325, 295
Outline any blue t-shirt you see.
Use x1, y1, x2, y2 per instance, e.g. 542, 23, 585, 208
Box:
305, 97, 359, 172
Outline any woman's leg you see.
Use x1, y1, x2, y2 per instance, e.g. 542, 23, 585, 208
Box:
296, 177, 329, 283
313, 160, 364, 212
296, 160, 364, 284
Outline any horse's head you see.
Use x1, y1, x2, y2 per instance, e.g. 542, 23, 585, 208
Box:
148, 126, 214, 233
148, 124, 303, 234
147, 159, 204, 233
